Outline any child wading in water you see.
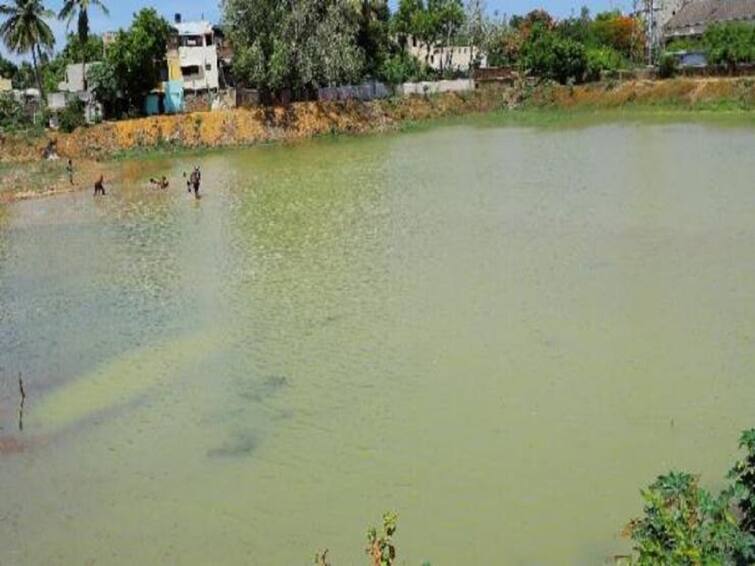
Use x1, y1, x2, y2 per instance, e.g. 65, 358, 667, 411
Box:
150, 176, 169, 189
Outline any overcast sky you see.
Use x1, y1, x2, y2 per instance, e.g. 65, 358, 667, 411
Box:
3, 0, 634, 63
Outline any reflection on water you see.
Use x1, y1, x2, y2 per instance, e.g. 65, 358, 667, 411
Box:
1, 121, 754, 564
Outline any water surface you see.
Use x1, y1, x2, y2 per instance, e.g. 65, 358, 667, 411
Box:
1, 119, 754, 564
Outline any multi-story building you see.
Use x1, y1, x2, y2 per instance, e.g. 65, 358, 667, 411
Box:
169, 14, 220, 93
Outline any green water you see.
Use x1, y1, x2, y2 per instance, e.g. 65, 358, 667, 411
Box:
1, 119, 755, 565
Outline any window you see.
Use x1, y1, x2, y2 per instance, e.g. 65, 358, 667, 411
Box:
412, 37, 417, 47
181, 65, 201, 79
205, 34, 213, 46
205, 63, 212, 71
181, 35, 203, 47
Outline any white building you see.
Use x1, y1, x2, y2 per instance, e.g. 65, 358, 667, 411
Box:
405, 36, 487, 72
171, 16, 220, 92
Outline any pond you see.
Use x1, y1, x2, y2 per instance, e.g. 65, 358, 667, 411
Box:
1, 118, 754, 564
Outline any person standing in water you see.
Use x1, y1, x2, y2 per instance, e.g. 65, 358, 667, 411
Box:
93, 175, 106, 196
190, 166, 202, 199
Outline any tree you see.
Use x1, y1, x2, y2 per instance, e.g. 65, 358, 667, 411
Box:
704, 23, 755, 71
225, 0, 364, 99
392, 0, 423, 48
519, 23, 586, 84
591, 11, 644, 62
89, 8, 170, 115
429, 0, 464, 72
58, 0, 109, 90
354, 0, 391, 77
464, 0, 487, 69
0, 0, 55, 100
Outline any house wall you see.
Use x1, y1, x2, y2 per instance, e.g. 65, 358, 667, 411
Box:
178, 44, 219, 91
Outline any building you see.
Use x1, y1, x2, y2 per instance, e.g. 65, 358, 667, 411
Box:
405, 36, 487, 72
57, 62, 101, 93
664, 0, 755, 41
169, 14, 220, 92
0, 77, 12, 92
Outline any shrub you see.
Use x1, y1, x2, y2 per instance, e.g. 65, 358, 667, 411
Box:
366, 512, 398, 566
0, 93, 31, 132
58, 98, 87, 133
704, 23, 755, 70
519, 24, 587, 84
729, 429, 755, 535
585, 46, 623, 81
627, 471, 755, 564
658, 53, 678, 79
378, 52, 431, 84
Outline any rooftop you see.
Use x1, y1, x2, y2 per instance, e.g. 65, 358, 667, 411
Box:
173, 21, 213, 36
665, 0, 755, 33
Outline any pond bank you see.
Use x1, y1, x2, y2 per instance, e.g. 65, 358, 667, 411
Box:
1, 77, 754, 203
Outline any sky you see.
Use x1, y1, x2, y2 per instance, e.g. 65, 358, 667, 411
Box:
3, 0, 635, 63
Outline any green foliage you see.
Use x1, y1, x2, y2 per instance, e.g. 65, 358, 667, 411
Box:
366, 512, 398, 566
378, 49, 430, 83
585, 46, 623, 81
0, 52, 16, 78
519, 23, 587, 84
57, 0, 108, 66
57, 96, 85, 132
729, 429, 755, 535
658, 53, 678, 79
226, 0, 365, 98
628, 471, 755, 565
0, 0, 56, 98
60, 32, 103, 64
356, 0, 391, 78
665, 37, 704, 53
92, 8, 170, 115
703, 23, 755, 69
0, 91, 30, 130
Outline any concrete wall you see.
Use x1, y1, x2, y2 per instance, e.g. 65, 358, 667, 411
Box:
396, 79, 475, 96
317, 81, 391, 102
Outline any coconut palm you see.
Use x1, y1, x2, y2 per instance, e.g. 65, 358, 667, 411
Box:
58, 0, 108, 89
0, 0, 55, 100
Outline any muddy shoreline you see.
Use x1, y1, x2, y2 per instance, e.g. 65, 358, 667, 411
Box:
2, 78, 754, 203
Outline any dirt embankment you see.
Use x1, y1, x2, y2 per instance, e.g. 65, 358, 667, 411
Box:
0, 89, 513, 165
1, 78, 754, 203
525, 77, 755, 110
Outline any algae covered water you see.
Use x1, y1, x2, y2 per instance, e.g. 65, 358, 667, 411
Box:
1, 119, 754, 564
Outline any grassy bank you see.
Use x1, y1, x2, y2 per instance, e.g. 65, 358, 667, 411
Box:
1, 77, 754, 203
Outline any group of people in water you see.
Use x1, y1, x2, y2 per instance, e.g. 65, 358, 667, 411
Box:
87, 164, 203, 199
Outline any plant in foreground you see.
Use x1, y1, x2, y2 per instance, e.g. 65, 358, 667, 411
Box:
729, 429, 755, 536
367, 511, 398, 566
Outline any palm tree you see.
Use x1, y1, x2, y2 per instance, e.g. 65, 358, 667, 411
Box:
0, 0, 55, 101
58, 0, 108, 90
